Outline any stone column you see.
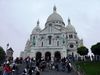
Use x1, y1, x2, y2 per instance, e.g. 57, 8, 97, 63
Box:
51, 50, 54, 61
42, 50, 45, 59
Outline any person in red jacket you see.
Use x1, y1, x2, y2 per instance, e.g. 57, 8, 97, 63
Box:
3, 63, 12, 75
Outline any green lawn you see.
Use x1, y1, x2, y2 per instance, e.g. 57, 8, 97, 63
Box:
75, 61, 100, 75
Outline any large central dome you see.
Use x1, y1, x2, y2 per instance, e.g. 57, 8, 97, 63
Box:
47, 6, 63, 22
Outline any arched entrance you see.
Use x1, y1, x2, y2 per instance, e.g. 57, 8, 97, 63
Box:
54, 51, 61, 61
36, 52, 42, 61
45, 52, 51, 62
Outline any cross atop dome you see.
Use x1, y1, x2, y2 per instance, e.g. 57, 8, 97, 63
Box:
37, 19, 39, 26
68, 17, 71, 25
53, 5, 57, 12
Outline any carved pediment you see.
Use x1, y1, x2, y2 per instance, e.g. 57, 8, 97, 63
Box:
40, 26, 61, 34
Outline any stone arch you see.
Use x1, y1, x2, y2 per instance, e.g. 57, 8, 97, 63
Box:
54, 51, 61, 61
45, 52, 51, 62
36, 52, 42, 61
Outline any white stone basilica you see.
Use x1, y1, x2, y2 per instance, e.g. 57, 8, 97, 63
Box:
20, 6, 83, 61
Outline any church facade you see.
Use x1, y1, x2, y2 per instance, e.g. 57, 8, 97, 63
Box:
20, 6, 83, 61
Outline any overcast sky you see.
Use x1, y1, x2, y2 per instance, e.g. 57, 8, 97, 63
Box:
0, 0, 100, 58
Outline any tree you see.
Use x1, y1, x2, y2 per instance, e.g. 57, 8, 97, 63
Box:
0, 46, 6, 64
91, 42, 100, 55
77, 46, 89, 56
77, 46, 89, 61
91, 42, 100, 61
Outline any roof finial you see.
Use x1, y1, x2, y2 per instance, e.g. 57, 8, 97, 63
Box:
68, 17, 71, 25
37, 19, 39, 26
53, 5, 56, 12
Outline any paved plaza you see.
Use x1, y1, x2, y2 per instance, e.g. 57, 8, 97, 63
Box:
18, 68, 77, 75
1, 57, 78, 75
40, 70, 77, 75
17, 63, 77, 75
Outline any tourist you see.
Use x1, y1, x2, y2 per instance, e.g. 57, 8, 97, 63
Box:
35, 66, 40, 75
55, 63, 59, 71
3, 63, 12, 75
61, 62, 66, 71
12, 62, 19, 75
28, 66, 34, 75
0, 64, 3, 75
66, 62, 72, 73
52, 64, 55, 70
22, 68, 28, 75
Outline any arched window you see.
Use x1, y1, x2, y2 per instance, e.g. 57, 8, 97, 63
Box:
48, 36, 52, 45
49, 23, 52, 26
53, 21, 55, 23
41, 36, 44, 40
76, 41, 78, 44
33, 43, 35, 46
69, 34, 73, 38
66, 35, 68, 38
41, 42, 43, 47
33, 36, 35, 46
57, 41, 59, 46
63, 40, 65, 44
56, 21, 59, 23
56, 36, 59, 38
74, 35, 76, 38
33, 36, 35, 39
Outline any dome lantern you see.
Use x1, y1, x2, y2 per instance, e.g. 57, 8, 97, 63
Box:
53, 5, 57, 12
37, 19, 39, 26
68, 18, 71, 25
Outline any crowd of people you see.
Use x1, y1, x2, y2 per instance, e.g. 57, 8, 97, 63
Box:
0, 57, 73, 75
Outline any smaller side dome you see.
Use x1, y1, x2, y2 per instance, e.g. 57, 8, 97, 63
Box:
66, 18, 76, 32
32, 20, 41, 34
